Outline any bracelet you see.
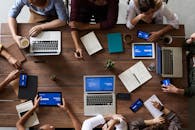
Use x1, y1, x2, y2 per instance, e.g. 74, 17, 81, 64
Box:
160, 106, 164, 111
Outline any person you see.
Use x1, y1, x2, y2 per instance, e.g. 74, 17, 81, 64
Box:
82, 114, 128, 130
0, 43, 20, 91
126, 0, 179, 42
129, 101, 182, 130
69, 0, 119, 59
16, 95, 81, 130
8, 0, 68, 48
161, 33, 195, 97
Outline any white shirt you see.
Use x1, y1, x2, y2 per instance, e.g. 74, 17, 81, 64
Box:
82, 115, 128, 130
126, 0, 179, 29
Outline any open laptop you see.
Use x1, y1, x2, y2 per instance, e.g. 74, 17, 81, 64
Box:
156, 44, 183, 77
84, 75, 116, 116
29, 31, 61, 56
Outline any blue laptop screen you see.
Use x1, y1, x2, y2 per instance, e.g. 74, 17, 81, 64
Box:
85, 77, 114, 92
38, 92, 62, 106
134, 44, 153, 57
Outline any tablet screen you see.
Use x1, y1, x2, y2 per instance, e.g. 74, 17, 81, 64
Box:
38, 92, 62, 106
132, 43, 155, 59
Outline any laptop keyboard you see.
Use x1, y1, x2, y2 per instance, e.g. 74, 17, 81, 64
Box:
162, 49, 173, 74
31, 40, 58, 51
87, 95, 113, 105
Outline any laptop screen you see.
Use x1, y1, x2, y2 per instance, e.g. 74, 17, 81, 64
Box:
133, 44, 153, 57
85, 76, 114, 92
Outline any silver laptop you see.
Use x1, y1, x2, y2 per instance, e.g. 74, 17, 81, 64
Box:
29, 31, 61, 56
157, 46, 183, 77
84, 75, 116, 116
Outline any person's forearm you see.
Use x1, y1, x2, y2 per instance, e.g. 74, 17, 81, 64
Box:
131, 14, 142, 26
157, 25, 173, 36
71, 31, 81, 50
0, 49, 12, 60
39, 19, 66, 30
176, 88, 185, 95
16, 107, 37, 127
8, 17, 18, 37
144, 119, 156, 126
66, 109, 81, 130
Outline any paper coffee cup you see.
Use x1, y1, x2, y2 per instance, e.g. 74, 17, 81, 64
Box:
20, 37, 29, 49
163, 35, 172, 44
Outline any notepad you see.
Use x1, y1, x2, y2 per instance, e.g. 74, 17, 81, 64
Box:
107, 33, 123, 53
16, 100, 39, 127
118, 61, 152, 92
80, 31, 103, 55
144, 95, 164, 118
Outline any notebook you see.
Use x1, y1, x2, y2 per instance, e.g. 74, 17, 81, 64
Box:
80, 31, 103, 55
18, 75, 38, 100
118, 61, 152, 92
107, 33, 123, 53
29, 31, 61, 56
84, 75, 116, 116
16, 100, 39, 127
144, 95, 163, 118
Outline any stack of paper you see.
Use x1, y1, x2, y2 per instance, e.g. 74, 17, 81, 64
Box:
16, 100, 39, 127
80, 31, 103, 55
144, 95, 163, 118
118, 61, 152, 92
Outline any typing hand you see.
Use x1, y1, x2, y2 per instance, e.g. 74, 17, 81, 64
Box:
148, 31, 161, 42
74, 48, 83, 59
152, 117, 165, 124
13, 35, 22, 48
29, 25, 43, 37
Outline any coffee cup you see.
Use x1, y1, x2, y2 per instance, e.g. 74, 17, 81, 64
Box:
20, 37, 29, 49
123, 34, 133, 44
162, 35, 172, 45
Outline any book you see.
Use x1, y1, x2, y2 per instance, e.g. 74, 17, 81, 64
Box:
107, 33, 123, 53
118, 61, 152, 92
144, 95, 164, 118
16, 100, 39, 127
80, 31, 103, 55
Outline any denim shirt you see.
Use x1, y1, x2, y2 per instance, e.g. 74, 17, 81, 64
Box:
9, 0, 68, 21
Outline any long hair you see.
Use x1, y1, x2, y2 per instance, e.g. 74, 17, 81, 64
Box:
28, 0, 47, 7
137, 0, 162, 12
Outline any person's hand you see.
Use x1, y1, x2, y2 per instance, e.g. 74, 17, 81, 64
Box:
151, 101, 162, 110
148, 31, 161, 42
74, 48, 83, 59
161, 84, 179, 94
58, 98, 70, 112
186, 33, 195, 44
112, 114, 126, 121
13, 35, 22, 47
34, 95, 41, 108
152, 117, 165, 124
140, 13, 153, 23
102, 119, 118, 130
7, 56, 21, 69
29, 25, 43, 37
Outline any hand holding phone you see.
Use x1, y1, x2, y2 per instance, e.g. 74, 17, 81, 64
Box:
137, 30, 150, 40
130, 98, 143, 112
161, 79, 170, 87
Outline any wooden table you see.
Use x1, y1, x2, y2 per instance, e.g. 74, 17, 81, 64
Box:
0, 23, 188, 128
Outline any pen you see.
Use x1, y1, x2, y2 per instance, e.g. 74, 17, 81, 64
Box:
133, 73, 141, 84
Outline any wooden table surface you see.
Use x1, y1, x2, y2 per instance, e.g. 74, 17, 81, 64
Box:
0, 23, 188, 128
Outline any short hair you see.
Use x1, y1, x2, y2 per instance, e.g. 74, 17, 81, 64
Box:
138, 0, 162, 12
28, 0, 47, 7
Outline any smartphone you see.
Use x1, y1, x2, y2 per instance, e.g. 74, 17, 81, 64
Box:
130, 98, 143, 112
161, 79, 170, 87
19, 73, 28, 87
137, 30, 150, 40
116, 93, 130, 100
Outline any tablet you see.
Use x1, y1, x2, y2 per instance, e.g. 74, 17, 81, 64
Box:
38, 92, 62, 106
132, 43, 155, 59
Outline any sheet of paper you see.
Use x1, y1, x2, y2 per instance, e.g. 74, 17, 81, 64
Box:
16, 100, 39, 127
80, 31, 103, 55
144, 95, 163, 118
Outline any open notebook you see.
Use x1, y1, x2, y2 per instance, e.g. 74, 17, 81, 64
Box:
144, 95, 164, 118
80, 31, 103, 55
118, 61, 152, 92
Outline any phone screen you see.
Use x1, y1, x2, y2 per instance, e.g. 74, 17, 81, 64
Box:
161, 79, 170, 86
130, 99, 143, 112
137, 30, 150, 40
19, 73, 28, 87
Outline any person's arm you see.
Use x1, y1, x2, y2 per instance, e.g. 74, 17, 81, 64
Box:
161, 84, 185, 95
16, 95, 40, 130
58, 98, 81, 130
99, 0, 119, 29
126, 0, 138, 29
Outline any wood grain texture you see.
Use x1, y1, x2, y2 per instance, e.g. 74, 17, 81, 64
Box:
0, 23, 188, 128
